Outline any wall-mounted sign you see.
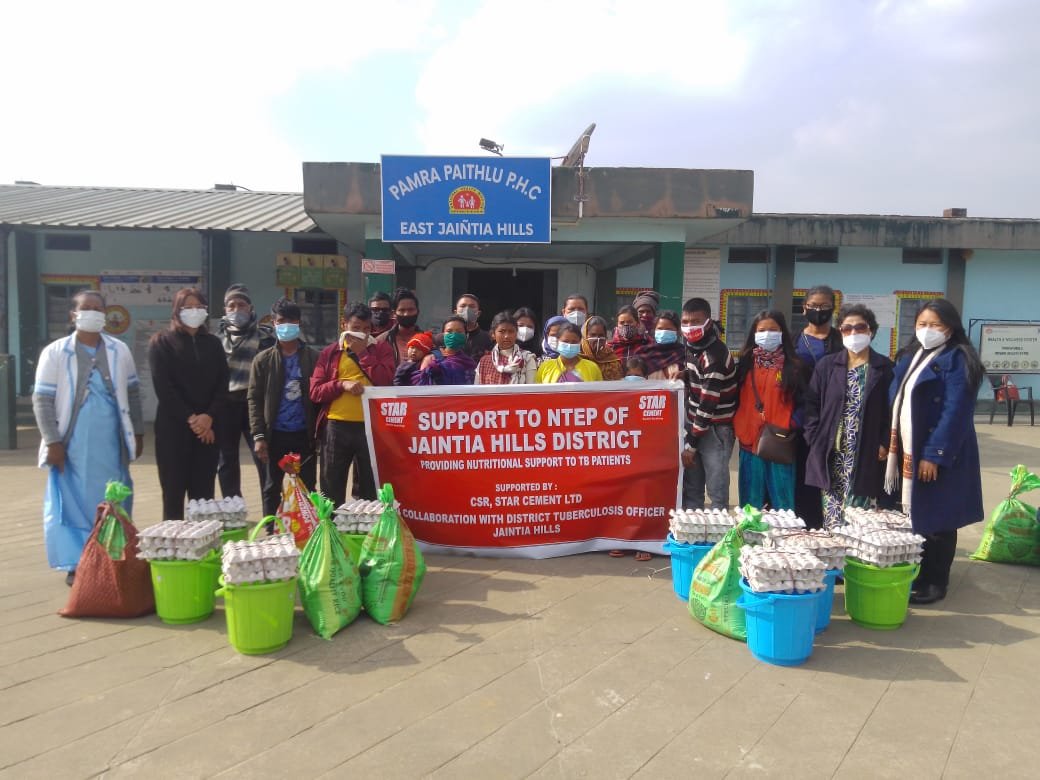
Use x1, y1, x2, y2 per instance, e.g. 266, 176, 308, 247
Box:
979, 323, 1040, 373
99, 271, 202, 307
104, 304, 131, 335
361, 258, 396, 275
275, 253, 348, 289
381, 155, 551, 244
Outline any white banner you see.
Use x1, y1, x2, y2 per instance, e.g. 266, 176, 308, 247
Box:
683, 248, 721, 313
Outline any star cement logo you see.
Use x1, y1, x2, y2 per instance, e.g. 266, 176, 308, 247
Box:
638, 393, 668, 421
380, 400, 408, 429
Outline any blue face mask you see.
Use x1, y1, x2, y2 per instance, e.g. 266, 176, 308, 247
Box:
624, 374, 647, 382
275, 323, 300, 342
754, 330, 783, 352
557, 341, 581, 359
654, 329, 678, 345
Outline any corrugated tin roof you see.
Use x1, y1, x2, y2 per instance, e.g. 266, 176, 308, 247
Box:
0, 184, 316, 233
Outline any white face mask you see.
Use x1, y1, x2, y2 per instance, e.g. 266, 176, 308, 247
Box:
179, 307, 209, 328
75, 310, 107, 333
843, 333, 872, 353
754, 330, 782, 352
547, 336, 559, 351
916, 327, 949, 350
564, 310, 586, 327
516, 326, 534, 342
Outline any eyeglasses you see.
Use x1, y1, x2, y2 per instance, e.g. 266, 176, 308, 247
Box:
839, 323, 871, 334
805, 305, 833, 312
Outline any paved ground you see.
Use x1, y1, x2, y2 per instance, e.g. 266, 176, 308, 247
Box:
1, 418, 1038, 778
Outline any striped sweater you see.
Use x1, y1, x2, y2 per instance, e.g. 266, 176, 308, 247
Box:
684, 332, 738, 447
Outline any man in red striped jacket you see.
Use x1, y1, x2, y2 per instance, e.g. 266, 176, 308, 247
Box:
680, 298, 738, 509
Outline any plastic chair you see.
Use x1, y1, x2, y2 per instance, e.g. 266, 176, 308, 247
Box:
989, 374, 1035, 426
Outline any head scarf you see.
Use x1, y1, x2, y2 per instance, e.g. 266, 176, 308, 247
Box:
542, 315, 566, 360
580, 316, 623, 380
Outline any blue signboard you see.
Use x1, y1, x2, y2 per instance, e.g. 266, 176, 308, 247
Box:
381, 155, 552, 244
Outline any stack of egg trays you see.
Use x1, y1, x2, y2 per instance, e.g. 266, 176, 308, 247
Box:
739, 546, 828, 594
333, 498, 398, 534
667, 508, 737, 545
842, 506, 913, 531
185, 496, 250, 529
221, 534, 301, 585
833, 524, 925, 568
743, 508, 806, 545
770, 529, 846, 571
138, 520, 223, 560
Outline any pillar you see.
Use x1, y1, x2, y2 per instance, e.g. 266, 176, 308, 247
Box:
653, 242, 685, 312
946, 249, 966, 313
771, 245, 795, 313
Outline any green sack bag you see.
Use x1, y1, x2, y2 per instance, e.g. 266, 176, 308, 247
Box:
359, 484, 426, 625
298, 492, 363, 639
688, 506, 768, 640
970, 465, 1040, 566
97, 481, 133, 560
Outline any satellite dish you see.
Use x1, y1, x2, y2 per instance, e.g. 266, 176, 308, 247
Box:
560, 123, 596, 167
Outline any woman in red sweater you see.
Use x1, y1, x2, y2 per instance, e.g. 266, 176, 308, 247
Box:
733, 310, 804, 510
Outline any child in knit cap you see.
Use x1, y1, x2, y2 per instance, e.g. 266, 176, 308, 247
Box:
393, 331, 435, 386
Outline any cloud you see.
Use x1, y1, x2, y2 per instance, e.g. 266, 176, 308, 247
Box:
0, 0, 438, 190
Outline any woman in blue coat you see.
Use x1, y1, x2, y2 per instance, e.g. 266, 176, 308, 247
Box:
886, 299, 985, 605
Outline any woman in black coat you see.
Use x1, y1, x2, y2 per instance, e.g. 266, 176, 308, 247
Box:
803, 304, 894, 528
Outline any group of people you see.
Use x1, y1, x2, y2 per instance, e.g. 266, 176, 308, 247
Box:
35, 281, 985, 604
678, 286, 984, 605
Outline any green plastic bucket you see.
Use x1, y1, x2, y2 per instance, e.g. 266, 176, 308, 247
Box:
843, 559, 920, 630
215, 577, 297, 654
338, 532, 367, 565
150, 556, 221, 625
221, 528, 249, 544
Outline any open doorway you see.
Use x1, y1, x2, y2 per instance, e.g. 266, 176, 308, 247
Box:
452, 268, 558, 330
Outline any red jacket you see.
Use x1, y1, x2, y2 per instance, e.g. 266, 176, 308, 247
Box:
309, 339, 395, 434
733, 363, 796, 450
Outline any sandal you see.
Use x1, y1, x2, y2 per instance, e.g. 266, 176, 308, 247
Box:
608, 550, 626, 558
634, 552, 652, 562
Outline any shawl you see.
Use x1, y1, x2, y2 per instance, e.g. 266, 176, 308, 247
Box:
885, 345, 945, 508
580, 317, 623, 380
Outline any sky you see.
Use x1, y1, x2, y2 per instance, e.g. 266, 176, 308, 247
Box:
1, 0, 1038, 217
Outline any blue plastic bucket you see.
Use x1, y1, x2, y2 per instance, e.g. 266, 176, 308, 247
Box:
663, 533, 714, 601
736, 579, 820, 666
815, 569, 842, 635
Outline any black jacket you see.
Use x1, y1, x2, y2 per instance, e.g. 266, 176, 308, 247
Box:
247, 343, 319, 442
148, 329, 229, 422
802, 348, 894, 497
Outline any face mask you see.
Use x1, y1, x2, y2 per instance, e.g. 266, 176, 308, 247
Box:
443, 331, 467, 350
843, 333, 871, 353
682, 322, 707, 343
586, 336, 605, 351
547, 336, 559, 351
75, 310, 107, 333
624, 374, 647, 382
565, 310, 586, 327
370, 310, 390, 328
654, 329, 678, 345
557, 341, 581, 359
617, 324, 639, 340
343, 330, 373, 348
225, 310, 251, 329
396, 314, 418, 329
516, 326, 534, 342
754, 331, 783, 352
916, 327, 949, 350
180, 307, 209, 328
805, 308, 833, 326
457, 307, 478, 324
275, 323, 300, 342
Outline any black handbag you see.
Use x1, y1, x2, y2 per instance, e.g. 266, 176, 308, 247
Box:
749, 366, 797, 465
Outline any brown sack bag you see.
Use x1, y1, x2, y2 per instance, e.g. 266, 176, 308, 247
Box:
59, 491, 154, 619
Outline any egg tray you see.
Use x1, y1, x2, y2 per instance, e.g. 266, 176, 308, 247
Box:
833, 524, 925, 568
841, 507, 913, 531
333, 498, 397, 534
137, 520, 223, 561
221, 534, 301, 585
739, 546, 828, 594
770, 530, 846, 571
185, 496, 250, 529
668, 508, 738, 544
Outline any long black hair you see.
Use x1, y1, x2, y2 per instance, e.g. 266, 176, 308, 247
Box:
899, 298, 986, 390
737, 309, 803, 399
